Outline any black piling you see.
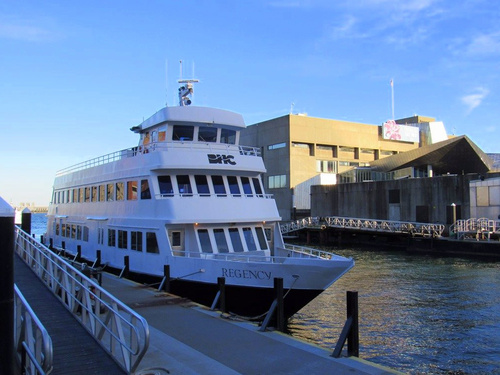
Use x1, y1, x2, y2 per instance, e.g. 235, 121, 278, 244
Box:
274, 277, 285, 332
0, 198, 15, 374
120, 256, 130, 278
218, 277, 226, 313
158, 265, 171, 292
21, 207, 32, 235
332, 291, 359, 358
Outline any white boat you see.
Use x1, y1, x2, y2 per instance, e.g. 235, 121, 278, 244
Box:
45, 79, 354, 319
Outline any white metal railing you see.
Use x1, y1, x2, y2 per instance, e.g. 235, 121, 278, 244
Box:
56, 141, 261, 177
280, 217, 320, 234
280, 216, 445, 237
451, 218, 500, 240
155, 192, 273, 199
323, 216, 445, 237
14, 285, 53, 375
14, 228, 149, 374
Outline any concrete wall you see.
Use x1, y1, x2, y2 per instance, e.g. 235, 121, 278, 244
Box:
311, 174, 500, 223
470, 177, 500, 220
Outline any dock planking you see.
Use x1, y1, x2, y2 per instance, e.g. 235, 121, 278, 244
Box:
14, 255, 125, 375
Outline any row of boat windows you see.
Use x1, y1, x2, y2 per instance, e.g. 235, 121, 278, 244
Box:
52, 174, 266, 204
53, 179, 152, 204
56, 224, 90, 242
158, 175, 264, 197
142, 125, 237, 145
106, 229, 159, 254
196, 226, 269, 254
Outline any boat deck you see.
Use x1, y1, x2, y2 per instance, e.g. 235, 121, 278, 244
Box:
102, 272, 400, 375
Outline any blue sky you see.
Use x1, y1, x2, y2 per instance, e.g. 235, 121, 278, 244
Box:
1, 0, 499, 206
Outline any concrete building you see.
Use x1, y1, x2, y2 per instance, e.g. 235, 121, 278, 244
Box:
241, 113, 447, 220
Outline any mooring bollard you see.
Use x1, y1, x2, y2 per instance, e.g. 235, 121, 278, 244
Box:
0, 197, 15, 374
21, 207, 32, 236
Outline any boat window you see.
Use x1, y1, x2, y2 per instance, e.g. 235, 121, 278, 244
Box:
177, 175, 192, 196
116, 182, 124, 200
170, 231, 182, 247
227, 176, 241, 197
198, 126, 217, 142
197, 229, 213, 253
241, 177, 253, 197
131, 231, 143, 251
158, 176, 174, 197
229, 228, 244, 252
83, 227, 89, 242
141, 179, 151, 199
214, 229, 229, 253
158, 126, 167, 142
73, 189, 78, 203
92, 186, 98, 202
146, 232, 159, 254
98, 228, 104, 245
173, 125, 193, 141
85, 187, 91, 202
99, 185, 105, 202
108, 229, 116, 247
255, 227, 268, 250
118, 230, 128, 249
195, 175, 210, 197
212, 175, 226, 197
71, 225, 77, 239
243, 227, 257, 251
106, 184, 114, 201
221, 129, 236, 144
252, 178, 263, 197
77, 226, 82, 240
127, 181, 138, 200
79, 188, 84, 203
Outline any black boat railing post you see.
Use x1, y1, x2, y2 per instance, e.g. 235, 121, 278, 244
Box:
332, 291, 359, 358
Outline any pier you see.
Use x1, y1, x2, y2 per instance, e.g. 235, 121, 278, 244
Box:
7, 216, 400, 374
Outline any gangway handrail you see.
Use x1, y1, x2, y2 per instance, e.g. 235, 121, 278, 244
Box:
14, 228, 149, 374
14, 284, 53, 375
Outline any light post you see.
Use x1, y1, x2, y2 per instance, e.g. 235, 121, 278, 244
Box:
451, 203, 457, 238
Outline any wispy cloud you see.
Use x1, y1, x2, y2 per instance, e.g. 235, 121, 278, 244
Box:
461, 87, 489, 113
465, 31, 500, 56
0, 16, 57, 42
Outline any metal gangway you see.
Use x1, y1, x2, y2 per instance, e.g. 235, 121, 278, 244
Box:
14, 228, 150, 374
281, 216, 445, 238
451, 218, 500, 241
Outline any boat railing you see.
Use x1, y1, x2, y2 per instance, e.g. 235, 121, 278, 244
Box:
56, 141, 261, 177
14, 228, 150, 374
173, 245, 341, 263
14, 284, 53, 375
155, 192, 274, 199
451, 218, 500, 240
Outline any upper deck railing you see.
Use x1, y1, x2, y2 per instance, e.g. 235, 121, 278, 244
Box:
15, 228, 150, 374
56, 141, 261, 177
451, 218, 500, 240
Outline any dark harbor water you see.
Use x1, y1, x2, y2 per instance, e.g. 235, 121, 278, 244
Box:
29, 214, 500, 374
288, 247, 500, 375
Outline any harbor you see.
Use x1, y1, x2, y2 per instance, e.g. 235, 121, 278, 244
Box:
10, 213, 500, 374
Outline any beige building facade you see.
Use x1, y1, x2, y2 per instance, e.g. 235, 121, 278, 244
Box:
241, 114, 428, 220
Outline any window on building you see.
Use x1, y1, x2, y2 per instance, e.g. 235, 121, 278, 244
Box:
268, 142, 286, 150
388, 189, 400, 204
173, 125, 193, 141
198, 126, 218, 142
158, 176, 174, 196
268, 175, 286, 189
316, 160, 338, 173
221, 129, 236, 144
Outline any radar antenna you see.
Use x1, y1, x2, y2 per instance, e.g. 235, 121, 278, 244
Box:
178, 60, 199, 106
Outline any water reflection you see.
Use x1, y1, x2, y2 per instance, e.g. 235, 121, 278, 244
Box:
288, 247, 500, 374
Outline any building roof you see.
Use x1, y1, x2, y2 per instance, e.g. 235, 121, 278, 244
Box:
370, 135, 494, 174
